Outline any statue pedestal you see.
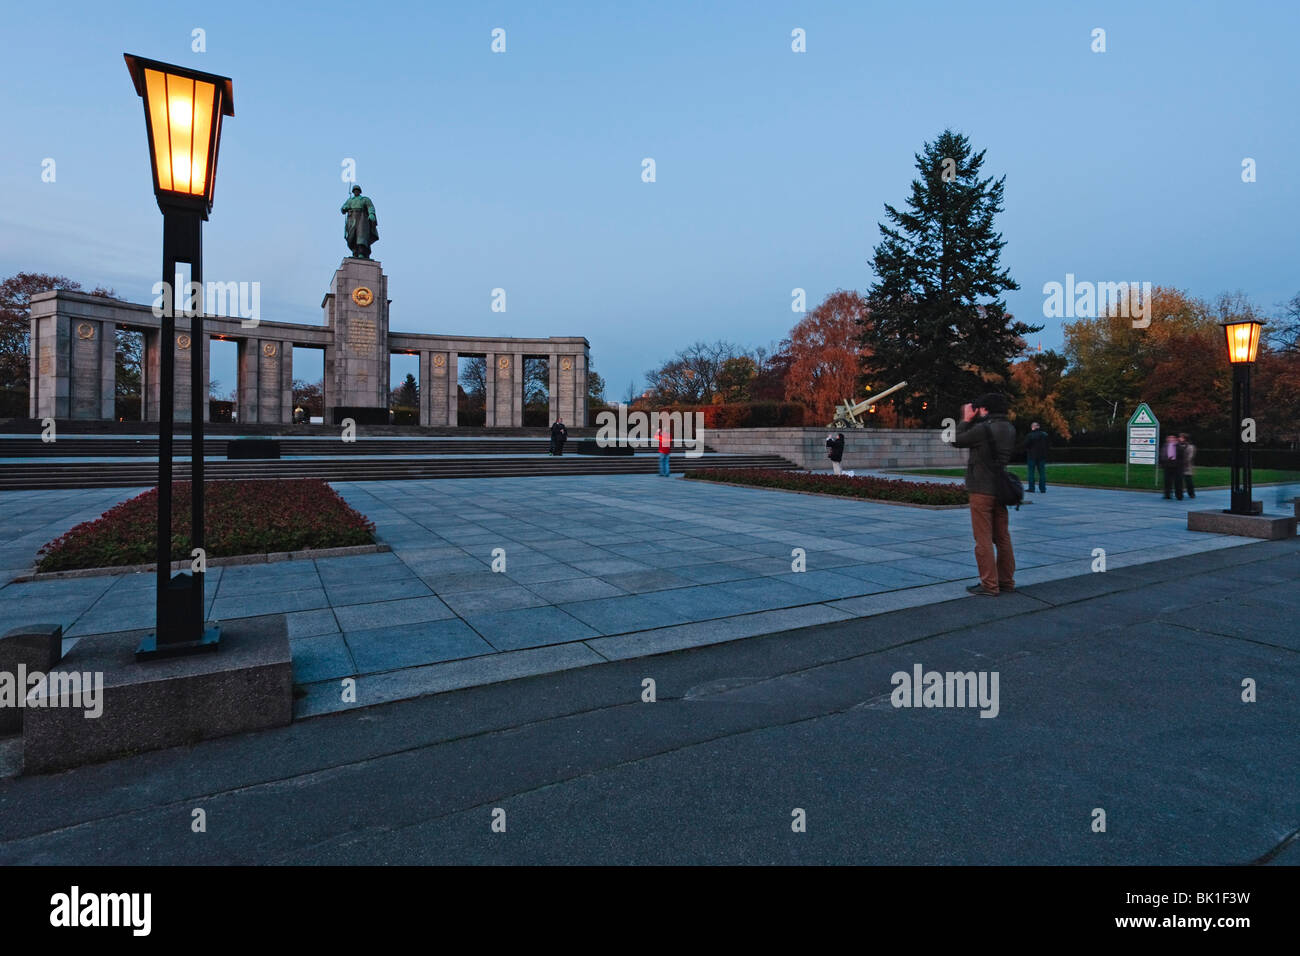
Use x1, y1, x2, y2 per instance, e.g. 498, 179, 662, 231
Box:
323, 258, 389, 415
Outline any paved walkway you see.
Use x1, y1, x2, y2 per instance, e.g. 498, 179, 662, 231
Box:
0, 474, 1263, 720
1, 536, 1295, 864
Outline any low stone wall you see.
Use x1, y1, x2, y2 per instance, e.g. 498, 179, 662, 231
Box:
704, 427, 966, 471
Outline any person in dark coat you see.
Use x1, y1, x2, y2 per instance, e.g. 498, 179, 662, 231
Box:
1179, 433, 1197, 499
1159, 434, 1184, 500
826, 432, 846, 475
550, 417, 568, 456
953, 393, 1017, 597
1023, 422, 1048, 493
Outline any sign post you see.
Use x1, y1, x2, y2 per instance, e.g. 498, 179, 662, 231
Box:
1126, 403, 1159, 487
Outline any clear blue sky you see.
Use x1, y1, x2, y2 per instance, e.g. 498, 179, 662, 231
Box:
3, 0, 1296, 400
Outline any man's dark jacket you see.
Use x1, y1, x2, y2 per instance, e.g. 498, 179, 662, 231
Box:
826, 435, 845, 463
954, 413, 1016, 497
551, 422, 568, 443
1024, 429, 1049, 461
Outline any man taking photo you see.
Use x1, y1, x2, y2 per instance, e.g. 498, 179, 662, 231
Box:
953, 393, 1017, 597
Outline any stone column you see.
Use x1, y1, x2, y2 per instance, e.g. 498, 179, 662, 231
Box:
200, 331, 211, 423
28, 309, 68, 419
575, 349, 588, 427
238, 338, 260, 423
493, 354, 516, 427
29, 300, 119, 421
484, 352, 495, 427
99, 321, 115, 420
135, 328, 149, 422
426, 351, 453, 427
555, 353, 575, 429
280, 342, 294, 424
511, 351, 524, 427
28, 316, 39, 419
548, 354, 559, 424
66, 318, 112, 420
322, 334, 335, 419
144, 329, 161, 422
446, 350, 458, 426
419, 351, 431, 426
173, 329, 193, 423
257, 340, 283, 423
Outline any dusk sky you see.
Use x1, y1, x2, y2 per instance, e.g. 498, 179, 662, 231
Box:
3, 0, 1296, 399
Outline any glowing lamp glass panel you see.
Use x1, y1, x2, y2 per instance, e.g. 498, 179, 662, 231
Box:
143, 68, 218, 197
1223, 321, 1263, 365
143, 70, 172, 190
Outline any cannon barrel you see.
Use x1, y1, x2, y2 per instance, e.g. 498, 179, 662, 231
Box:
828, 380, 909, 427
859, 380, 908, 408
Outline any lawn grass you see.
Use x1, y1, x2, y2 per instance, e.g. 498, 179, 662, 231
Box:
36, 478, 376, 572
898, 463, 1300, 490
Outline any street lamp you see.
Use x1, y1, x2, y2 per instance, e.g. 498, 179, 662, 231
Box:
1220, 318, 1265, 516
124, 54, 234, 658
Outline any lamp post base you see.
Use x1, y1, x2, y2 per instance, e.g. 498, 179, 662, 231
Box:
136, 626, 221, 661
1189, 508, 1295, 539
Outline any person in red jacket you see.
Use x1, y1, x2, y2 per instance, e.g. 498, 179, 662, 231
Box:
654, 422, 672, 476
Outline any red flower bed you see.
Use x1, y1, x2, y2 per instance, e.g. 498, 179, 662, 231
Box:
685, 468, 969, 505
37, 479, 376, 572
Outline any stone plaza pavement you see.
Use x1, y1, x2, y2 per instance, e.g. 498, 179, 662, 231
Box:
0, 473, 1268, 723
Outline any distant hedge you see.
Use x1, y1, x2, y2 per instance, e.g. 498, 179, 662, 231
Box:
639, 402, 808, 428
0, 388, 25, 418
1023, 446, 1300, 469
686, 468, 968, 506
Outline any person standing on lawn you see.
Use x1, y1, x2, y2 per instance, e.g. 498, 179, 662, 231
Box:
826, 432, 846, 475
550, 417, 568, 456
1159, 433, 1185, 500
655, 419, 672, 476
1023, 422, 1048, 493
1179, 433, 1197, 499
953, 393, 1017, 597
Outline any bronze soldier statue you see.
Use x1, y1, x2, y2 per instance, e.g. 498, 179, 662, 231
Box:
341, 185, 379, 258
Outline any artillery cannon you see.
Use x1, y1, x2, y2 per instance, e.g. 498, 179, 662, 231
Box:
829, 380, 909, 428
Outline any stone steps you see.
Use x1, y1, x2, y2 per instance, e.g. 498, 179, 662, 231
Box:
0, 420, 594, 438
0, 454, 796, 491
0, 437, 560, 457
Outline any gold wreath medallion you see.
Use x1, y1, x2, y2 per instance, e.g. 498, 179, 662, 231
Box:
263, 343, 278, 357
352, 286, 374, 307
177, 334, 191, 350
76, 322, 95, 340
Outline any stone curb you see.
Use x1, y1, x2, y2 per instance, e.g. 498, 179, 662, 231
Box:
15, 542, 392, 582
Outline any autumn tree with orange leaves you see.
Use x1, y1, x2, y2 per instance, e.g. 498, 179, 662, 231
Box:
1056, 286, 1300, 443
783, 290, 868, 424
1010, 351, 1071, 438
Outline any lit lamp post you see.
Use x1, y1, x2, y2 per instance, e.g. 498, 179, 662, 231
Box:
124, 54, 234, 658
1220, 318, 1265, 516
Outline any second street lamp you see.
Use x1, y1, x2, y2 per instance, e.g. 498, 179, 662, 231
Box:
124, 53, 234, 658
1220, 318, 1265, 517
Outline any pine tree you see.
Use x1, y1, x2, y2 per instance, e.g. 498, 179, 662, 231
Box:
392, 372, 418, 408
860, 130, 1037, 424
